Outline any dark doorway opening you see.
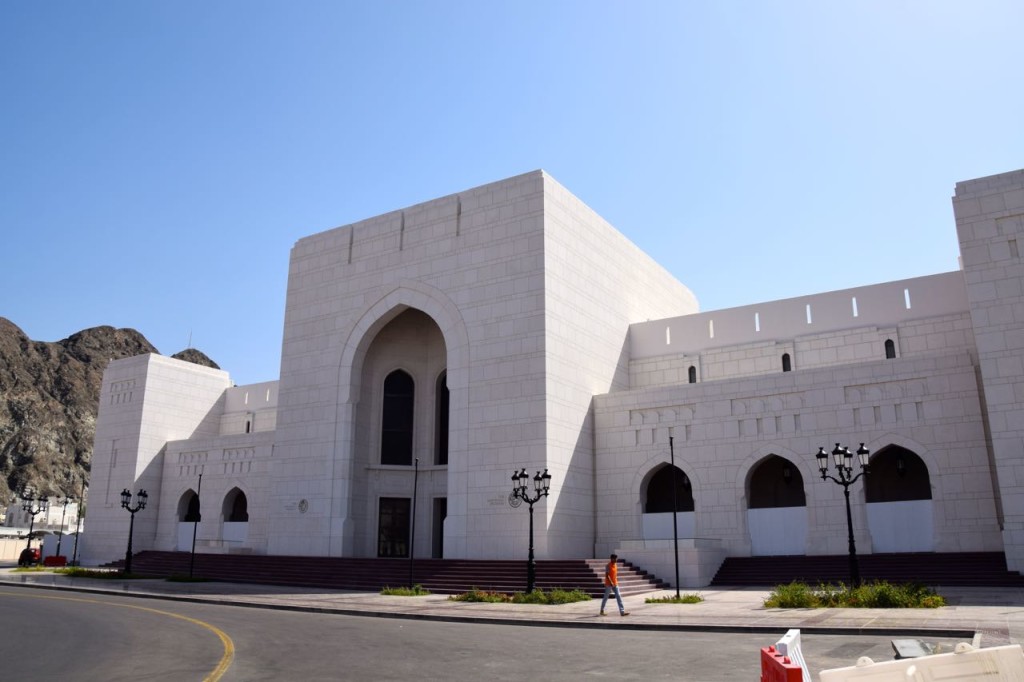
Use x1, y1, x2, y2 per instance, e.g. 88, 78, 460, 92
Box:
432, 497, 447, 558
378, 497, 411, 558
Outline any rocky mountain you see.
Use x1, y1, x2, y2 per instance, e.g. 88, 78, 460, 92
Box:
0, 318, 219, 504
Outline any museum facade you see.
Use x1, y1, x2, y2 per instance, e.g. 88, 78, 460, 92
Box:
82, 168, 1024, 586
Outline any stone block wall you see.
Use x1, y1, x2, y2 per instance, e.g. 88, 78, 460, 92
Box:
84, 355, 231, 565
955, 169, 1024, 570
595, 350, 1002, 559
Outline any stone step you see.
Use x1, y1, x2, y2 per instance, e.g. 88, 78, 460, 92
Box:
110, 552, 668, 596
711, 551, 1024, 587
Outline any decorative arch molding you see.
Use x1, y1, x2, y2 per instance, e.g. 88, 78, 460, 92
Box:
335, 280, 471, 404
222, 486, 249, 522
644, 463, 695, 513
324, 280, 470, 557
733, 444, 816, 507
865, 433, 935, 474
633, 453, 703, 510
747, 455, 807, 509
177, 488, 201, 522
634, 454, 701, 541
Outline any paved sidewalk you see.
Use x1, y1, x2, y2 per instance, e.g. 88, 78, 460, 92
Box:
4, 567, 1024, 647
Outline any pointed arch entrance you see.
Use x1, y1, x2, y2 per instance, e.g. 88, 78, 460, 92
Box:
865, 445, 934, 552
329, 280, 469, 559
176, 489, 200, 550
641, 464, 696, 540
222, 487, 250, 545
352, 308, 449, 559
746, 454, 808, 556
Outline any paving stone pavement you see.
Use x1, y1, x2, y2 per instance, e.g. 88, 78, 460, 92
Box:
5, 565, 1024, 648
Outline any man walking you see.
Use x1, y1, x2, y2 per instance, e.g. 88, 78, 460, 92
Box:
599, 553, 629, 616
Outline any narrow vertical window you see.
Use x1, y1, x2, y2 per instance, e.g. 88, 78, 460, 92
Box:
885, 339, 896, 359
688, 366, 697, 384
709, 319, 715, 339
754, 312, 761, 333
382, 370, 414, 465
805, 304, 813, 324
851, 296, 859, 318
666, 326, 671, 345
435, 371, 449, 465
904, 288, 912, 309
782, 353, 792, 372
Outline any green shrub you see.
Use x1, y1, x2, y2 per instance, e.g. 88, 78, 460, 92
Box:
448, 587, 590, 604
763, 581, 820, 608
448, 587, 513, 603
645, 593, 704, 604
763, 581, 945, 609
53, 567, 147, 579
512, 588, 590, 604
381, 584, 431, 596
541, 587, 591, 604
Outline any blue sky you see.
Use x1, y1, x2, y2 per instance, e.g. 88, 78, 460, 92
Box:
2, 2, 1022, 386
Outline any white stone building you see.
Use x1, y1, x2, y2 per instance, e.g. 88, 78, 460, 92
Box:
4, 498, 81, 534
82, 168, 1024, 586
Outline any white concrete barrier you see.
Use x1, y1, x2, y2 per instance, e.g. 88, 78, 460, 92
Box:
777, 629, 812, 682
819, 643, 1024, 681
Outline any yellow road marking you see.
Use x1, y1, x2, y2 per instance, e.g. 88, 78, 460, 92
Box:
0, 590, 234, 681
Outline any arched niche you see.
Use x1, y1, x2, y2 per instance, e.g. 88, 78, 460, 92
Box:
222, 487, 249, 545
746, 455, 808, 556
865, 445, 934, 552
178, 490, 200, 522
175, 489, 200, 551
641, 464, 695, 540
223, 487, 249, 522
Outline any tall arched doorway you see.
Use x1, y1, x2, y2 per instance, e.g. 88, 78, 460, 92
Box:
641, 464, 695, 539
865, 445, 933, 552
353, 308, 449, 558
746, 455, 807, 555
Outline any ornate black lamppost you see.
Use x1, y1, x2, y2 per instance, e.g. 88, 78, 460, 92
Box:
55, 497, 71, 558
509, 468, 552, 593
816, 443, 871, 587
120, 488, 148, 574
21, 489, 50, 558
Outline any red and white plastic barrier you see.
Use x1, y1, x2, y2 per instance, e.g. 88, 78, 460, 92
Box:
762, 643, 803, 682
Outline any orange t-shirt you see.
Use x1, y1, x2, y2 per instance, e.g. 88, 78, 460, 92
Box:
604, 560, 618, 587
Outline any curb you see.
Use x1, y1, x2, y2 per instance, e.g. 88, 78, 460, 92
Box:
0, 578, 978, 639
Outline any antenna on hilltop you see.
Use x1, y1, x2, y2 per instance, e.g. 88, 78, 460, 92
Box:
187, 329, 192, 350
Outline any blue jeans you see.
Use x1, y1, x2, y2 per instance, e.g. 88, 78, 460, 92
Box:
601, 584, 624, 614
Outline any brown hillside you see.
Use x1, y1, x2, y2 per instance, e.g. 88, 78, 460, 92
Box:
0, 318, 218, 502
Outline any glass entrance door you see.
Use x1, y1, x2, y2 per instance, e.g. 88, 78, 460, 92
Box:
378, 497, 411, 558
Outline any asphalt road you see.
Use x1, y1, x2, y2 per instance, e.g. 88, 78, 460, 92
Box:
0, 586, 966, 681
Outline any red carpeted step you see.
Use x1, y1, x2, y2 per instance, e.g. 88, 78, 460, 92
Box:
709, 552, 1024, 587
107, 552, 668, 596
